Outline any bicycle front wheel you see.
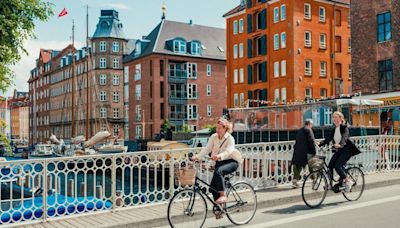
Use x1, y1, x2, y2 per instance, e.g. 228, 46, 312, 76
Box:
343, 167, 365, 201
226, 182, 257, 225
167, 189, 207, 228
302, 170, 328, 208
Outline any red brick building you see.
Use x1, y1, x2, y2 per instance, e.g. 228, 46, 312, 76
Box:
224, 0, 351, 109
124, 20, 226, 140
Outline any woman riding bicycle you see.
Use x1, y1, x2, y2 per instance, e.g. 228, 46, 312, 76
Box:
318, 111, 361, 192
192, 118, 243, 205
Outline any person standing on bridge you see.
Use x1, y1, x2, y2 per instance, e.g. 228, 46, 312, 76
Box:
291, 119, 316, 188
192, 118, 243, 208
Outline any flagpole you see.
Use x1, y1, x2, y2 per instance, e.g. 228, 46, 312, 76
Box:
85, 5, 90, 139
71, 20, 75, 138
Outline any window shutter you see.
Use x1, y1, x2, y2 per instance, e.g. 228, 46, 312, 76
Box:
248, 90, 253, 107
261, 9, 267, 29
261, 0, 267, 3
247, 39, 253, 58
261, 89, 267, 102
248, 65, 253, 84
261, 62, 267, 82
247, 0, 252, 8
260, 35, 267, 55
247, 14, 253, 34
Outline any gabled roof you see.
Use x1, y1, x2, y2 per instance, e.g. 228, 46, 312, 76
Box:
124, 20, 226, 62
223, 3, 246, 18
39, 49, 53, 64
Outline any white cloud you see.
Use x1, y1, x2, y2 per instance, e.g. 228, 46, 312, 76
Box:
103, 3, 130, 10
1, 39, 83, 97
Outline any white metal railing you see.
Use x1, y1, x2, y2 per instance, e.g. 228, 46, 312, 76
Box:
0, 135, 400, 226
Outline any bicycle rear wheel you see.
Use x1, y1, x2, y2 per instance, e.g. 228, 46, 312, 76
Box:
343, 167, 365, 201
302, 170, 328, 208
225, 182, 257, 225
167, 189, 207, 228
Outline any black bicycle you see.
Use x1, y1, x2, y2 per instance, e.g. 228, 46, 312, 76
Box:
302, 148, 365, 208
167, 161, 257, 228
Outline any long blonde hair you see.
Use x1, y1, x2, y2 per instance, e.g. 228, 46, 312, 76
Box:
333, 111, 345, 123
217, 118, 233, 133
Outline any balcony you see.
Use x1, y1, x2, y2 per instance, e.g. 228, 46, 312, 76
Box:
168, 92, 198, 104
168, 70, 197, 83
169, 112, 186, 120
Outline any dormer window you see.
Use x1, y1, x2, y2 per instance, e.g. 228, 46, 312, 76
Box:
191, 41, 201, 55
135, 42, 141, 56
173, 39, 186, 53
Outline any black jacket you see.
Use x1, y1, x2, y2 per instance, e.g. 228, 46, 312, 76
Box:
320, 124, 361, 156
292, 127, 316, 166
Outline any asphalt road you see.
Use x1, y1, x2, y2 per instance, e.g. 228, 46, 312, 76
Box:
159, 184, 400, 228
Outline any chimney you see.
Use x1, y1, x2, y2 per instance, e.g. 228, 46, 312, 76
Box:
189, 19, 193, 26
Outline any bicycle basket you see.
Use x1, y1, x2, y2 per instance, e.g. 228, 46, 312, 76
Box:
175, 167, 197, 186
308, 157, 324, 170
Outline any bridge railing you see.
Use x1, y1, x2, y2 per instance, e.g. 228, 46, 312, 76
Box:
1, 135, 400, 226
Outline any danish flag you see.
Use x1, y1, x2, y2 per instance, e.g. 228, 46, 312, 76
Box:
58, 8, 68, 18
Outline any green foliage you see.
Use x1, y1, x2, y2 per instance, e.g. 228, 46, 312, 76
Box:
161, 119, 173, 131
0, 0, 54, 92
203, 124, 216, 135
0, 120, 11, 156
181, 124, 192, 133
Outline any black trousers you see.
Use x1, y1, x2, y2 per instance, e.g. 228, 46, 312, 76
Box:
210, 159, 238, 200
328, 148, 352, 184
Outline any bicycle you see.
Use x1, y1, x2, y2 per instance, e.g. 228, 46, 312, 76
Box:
167, 159, 257, 228
301, 147, 365, 208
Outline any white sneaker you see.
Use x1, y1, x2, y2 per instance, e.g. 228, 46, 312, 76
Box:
344, 179, 354, 192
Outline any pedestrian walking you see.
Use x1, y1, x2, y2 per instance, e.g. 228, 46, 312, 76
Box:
291, 119, 316, 188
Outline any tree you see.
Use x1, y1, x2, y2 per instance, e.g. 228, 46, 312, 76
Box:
0, 0, 54, 92
203, 124, 216, 135
181, 124, 192, 133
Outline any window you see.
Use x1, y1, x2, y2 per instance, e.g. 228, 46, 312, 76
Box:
239, 43, 244, 58
113, 92, 120, 102
304, 3, 311, 19
274, 7, 279, 23
320, 61, 327, 77
233, 93, 239, 107
113, 108, 119, 118
281, 60, 286, 77
135, 105, 142, 121
320, 34, 327, 49
99, 74, 107, 85
135, 125, 142, 139
113, 58, 120, 69
173, 40, 186, 53
233, 20, 238, 35
135, 42, 141, 56
305, 31, 312, 47
239, 19, 244, 33
207, 84, 211, 96
348, 38, 351, 53
112, 41, 120, 52
281, 5, 286, 21
234, 69, 238, 84
281, 32, 286, 48
240, 93, 244, 106
274, 34, 279, 50
379, 59, 393, 91
100, 108, 107, 118
100, 91, 107, 101
160, 103, 164, 119
274, 62, 279, 78
312, 109, 320, 126
99, 58, 106, 69
160, 60, 164, 76
135, 84, 141, 100
349, 64, 352, 79
319, 7, 326, 22
320, 88, 327, 98
160, 81, 164, 98
99, 41, 106, 52
135, 64, 141, 81
191, 42, 201, 55
233, 44, 238, 59
377, 12, 391, 42
305, 60, 312, 75
324, 108, 333, 125
112, 75, 119, 85
113, 124, 119, 136
239, 68, 244, 83
274, 88, 279, 102
335, 10, 342, 26
336, 63, 342, 78
207, 64, 212, 76
281, 88, 286, 103
305, 88, 312, 98
335, 36, 342, 52
187, 104, 197, 120
207, 105, 212, 117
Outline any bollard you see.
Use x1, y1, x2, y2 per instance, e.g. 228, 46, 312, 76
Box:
47, 176, 52, 192
17, 169, 22, 187
67, 179, 75, 197
56, 176, 61, 194
80, 182, 85, 197
116, 190, 123, 207
24, 171, 30, 188
96, 185, 103, 199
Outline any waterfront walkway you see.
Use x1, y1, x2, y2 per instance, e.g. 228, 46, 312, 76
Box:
21, 171, 400, 228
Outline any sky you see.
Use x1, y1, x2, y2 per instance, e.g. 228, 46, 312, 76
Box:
2, 0, 239, 97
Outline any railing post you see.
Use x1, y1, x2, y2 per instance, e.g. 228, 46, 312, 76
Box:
169, 150, 175, 197
274, 146, 279, 186
111, 155, 117, 212
262, 144, 267, 187
378, 135, 382, 172
43, 159, 47, 222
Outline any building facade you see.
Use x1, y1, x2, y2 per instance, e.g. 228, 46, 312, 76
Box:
224, 0, 351, 109
124, 19, 226, 140
28, 10, 128, 145
9, 90, 29, 140
351, 0, 400, 94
